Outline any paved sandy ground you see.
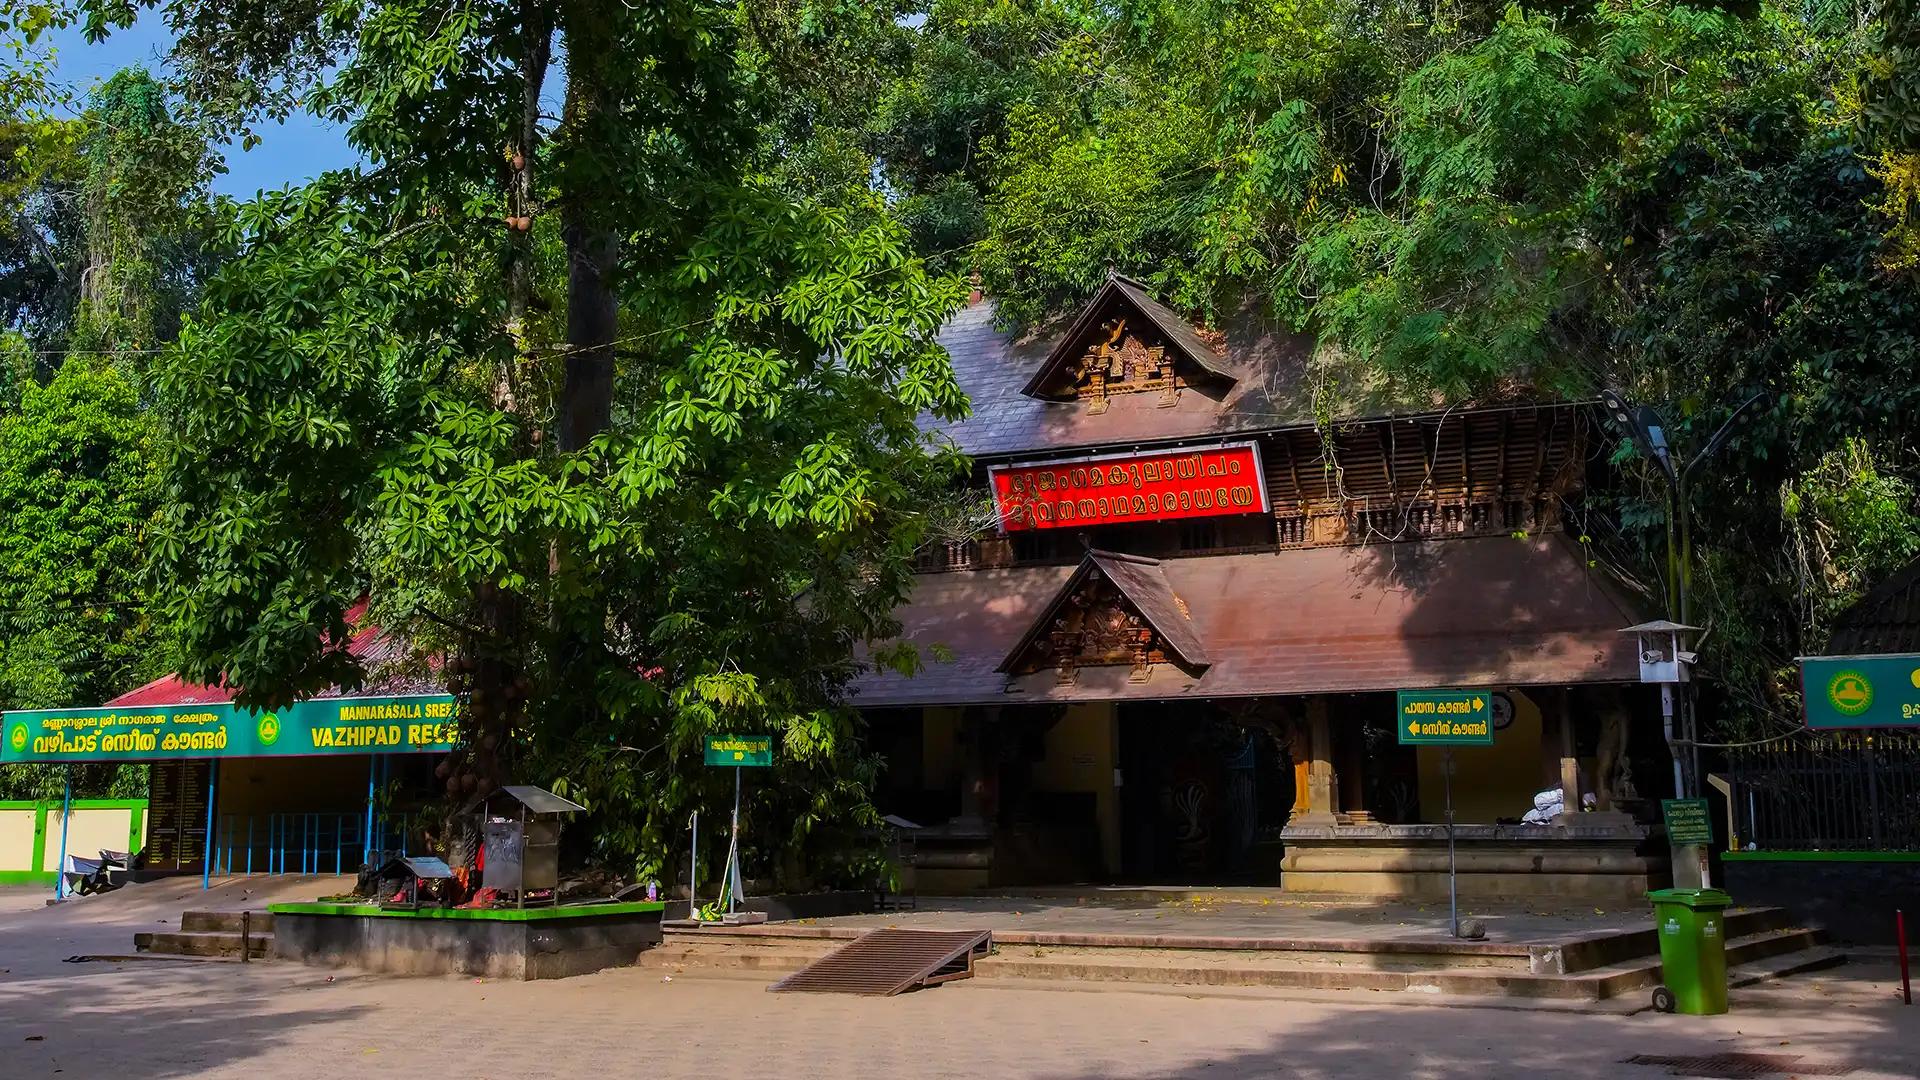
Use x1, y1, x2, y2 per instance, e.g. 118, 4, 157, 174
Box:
1, 881, 1915, 1080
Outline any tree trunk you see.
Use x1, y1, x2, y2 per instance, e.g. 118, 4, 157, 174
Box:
502, 2, 554, 411
444, 4, 552, 819
558, 22, 619, 452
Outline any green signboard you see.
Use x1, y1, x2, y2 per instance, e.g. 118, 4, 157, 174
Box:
703, 734, 773, 767
1, 695, 458, 764
1801, 654, 1920, 730
1662, 798, 1713, 846
1396, 690, 1495, 745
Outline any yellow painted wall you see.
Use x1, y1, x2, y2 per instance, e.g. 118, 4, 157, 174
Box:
217, 755, 377, 818
1417, 690, 1546, 824
922, 707, 963, 791
0, 808, 36, 872
42, 807, 139, 871
1031, 703, 1120, 874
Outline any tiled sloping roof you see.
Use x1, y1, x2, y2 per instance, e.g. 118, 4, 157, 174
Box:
995, 550, 1210, 674
851, 536, 1641, 707
1091, 550, 1209, 669
930, 298, 1441, 462
1828, 559, 1920, 655
106, 600, 439, 707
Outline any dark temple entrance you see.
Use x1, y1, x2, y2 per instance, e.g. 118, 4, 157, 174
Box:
1118, 703, 1292, 883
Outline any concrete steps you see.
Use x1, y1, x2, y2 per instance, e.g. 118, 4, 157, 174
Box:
639, 914, 1836, 1003
134, 910, 275, 959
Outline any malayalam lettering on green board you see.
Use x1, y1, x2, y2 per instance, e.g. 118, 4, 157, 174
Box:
1395, 690, 1495, 745
0, 695, 459, 763
1801, 654, 1920, 729
704, 734, 773, 767
1662, 798, 1713, 846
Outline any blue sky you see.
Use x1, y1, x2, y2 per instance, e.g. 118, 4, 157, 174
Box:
44, 11, 359, 197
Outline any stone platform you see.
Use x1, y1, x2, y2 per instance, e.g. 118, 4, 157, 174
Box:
269, 900, 666, 980
1278, 821, 1665, 903
637, 893, 1839, 1002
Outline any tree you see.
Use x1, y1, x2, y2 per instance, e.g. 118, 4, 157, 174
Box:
1, 60, 221, 371
89, 0, 970, 882
0, 360, 164, 799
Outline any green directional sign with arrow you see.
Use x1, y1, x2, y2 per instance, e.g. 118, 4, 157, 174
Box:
1396, 690, 1495, 746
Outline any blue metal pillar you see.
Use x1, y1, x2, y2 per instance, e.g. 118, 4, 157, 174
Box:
363, 754, 378, 866
200, 761, 218, 891
54, 771, 72, 900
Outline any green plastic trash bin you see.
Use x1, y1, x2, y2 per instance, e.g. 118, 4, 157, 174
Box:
1647, 888, 1732, 1015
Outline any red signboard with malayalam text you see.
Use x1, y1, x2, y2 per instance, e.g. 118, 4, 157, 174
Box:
989, 442, 1269, 532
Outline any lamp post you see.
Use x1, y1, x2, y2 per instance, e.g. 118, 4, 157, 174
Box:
1598, 388, 1763, 799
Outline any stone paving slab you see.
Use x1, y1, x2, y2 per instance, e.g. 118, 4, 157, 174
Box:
0, 881, 1910, 1079
2, 945, 1913, 1079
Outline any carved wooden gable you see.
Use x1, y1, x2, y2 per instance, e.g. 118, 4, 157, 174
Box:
1064, 317, 1180, 413
1022, 275, 1236, 412
997, 551, 1210, 686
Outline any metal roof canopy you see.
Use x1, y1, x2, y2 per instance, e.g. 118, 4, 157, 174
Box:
1618, 620, 1702, 634
463, 784, 587, 818
381, 855, 455, 880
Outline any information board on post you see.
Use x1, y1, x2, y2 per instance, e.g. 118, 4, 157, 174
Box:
703, 734, 773, 767
1395, 690, 1495, 745
1801, 654, 1920, 729
1662, 798, 1713, 846
2, 694, 459, 764
1396, 688, 1495, 940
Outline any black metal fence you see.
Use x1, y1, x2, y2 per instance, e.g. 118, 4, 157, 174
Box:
1721, 731, 1920, 851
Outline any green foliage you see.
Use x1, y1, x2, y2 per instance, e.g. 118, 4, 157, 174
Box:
1783, 439, 1920, 634
0, 15, 202, 799
0, 360, 166, 798
1, 54, 221, 366
65, 68, 223, 365
105, 0, 970, 884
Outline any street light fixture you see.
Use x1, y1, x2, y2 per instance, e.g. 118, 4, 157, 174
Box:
1598, 388, 1765, 797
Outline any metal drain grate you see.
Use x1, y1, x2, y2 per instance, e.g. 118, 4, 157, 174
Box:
1622, 1052, 1856, 1078
767, 928, 992, 996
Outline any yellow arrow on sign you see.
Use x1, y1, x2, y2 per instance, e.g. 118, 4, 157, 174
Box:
1472, 697, 1484, 710
1408, 721, 1420, 735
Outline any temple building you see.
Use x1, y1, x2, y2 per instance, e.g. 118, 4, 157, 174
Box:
853, 275, 1674, 901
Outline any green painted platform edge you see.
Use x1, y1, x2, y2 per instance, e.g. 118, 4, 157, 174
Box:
0, 798, 146, 810
0, 870, 56, 885
268, 900, 666, 921
1722, 850, 1920, 863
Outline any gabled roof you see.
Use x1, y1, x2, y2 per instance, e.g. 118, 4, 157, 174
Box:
995, 549, 1210, 674
857, 536, 1642, 706
928, 299, 1448, 461
1020, 274, 1238, 401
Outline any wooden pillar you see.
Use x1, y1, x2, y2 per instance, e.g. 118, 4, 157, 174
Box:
1292, 697, 1341, 825
1288, 717, 1312, 823
1552, 688, 1584, 820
